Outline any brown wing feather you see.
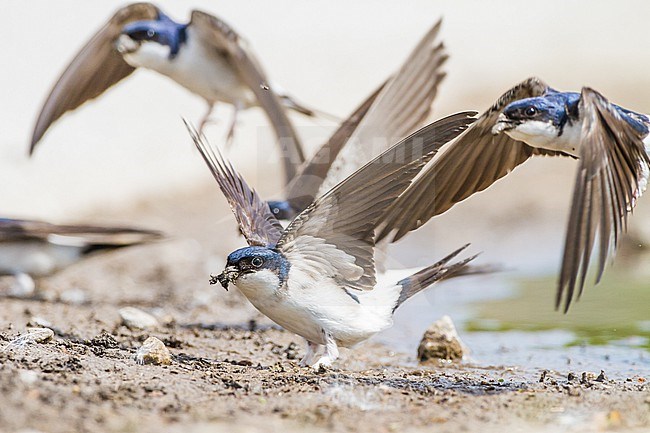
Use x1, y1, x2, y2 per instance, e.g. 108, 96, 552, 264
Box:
189, 10, 305, 184
317, 20, 448, 195
0, 218, 162, 245
185, 123, 284, 247
376, 77, 559, 242
276, 112, 476, 291
30, 3, 160, 153
557, 87, 650, 311
283, 81, 387, 212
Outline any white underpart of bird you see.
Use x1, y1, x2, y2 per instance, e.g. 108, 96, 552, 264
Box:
499, 112, 650, 205
0, 242, 82, 277
234, 265, 402, 350
118, 28, 256, 108
501, 116, 583, 156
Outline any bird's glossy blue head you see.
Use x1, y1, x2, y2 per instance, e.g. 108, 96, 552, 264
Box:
121, 12, 187, 58
267, 200, 297, 221
504, 93, 579, 129
492, 92, 581, 146
214, 246, 290, 290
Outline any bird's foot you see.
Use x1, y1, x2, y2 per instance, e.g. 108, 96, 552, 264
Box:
310, 356, 333, 372
9, 273, 36, 298
299, 340, 321, 367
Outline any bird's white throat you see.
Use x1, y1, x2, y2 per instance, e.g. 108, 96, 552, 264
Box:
119, 37, 172, 71
506, 120, 581, 157
234, 269, 282, 300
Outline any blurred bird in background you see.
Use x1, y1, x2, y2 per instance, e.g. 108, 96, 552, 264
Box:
378, 77, 650, 311
268, 20, 448, 220
0, 217, 163, 298
30, 2, 318, 184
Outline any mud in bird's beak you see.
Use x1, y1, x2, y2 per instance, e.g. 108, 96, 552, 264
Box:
491, 113, 516, 135
210, 266, 239, 291
115, 34, 139, 55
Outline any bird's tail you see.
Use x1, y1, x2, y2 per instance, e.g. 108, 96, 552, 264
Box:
392, 244, 493, 312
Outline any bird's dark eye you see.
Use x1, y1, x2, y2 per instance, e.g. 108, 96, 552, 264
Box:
251, 257, 264, 267
524, 106, 537, 117
147, 29, 156, 38
272, 208, 279, 215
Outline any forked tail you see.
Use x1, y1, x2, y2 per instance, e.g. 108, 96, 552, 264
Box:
393, 244, 492, 312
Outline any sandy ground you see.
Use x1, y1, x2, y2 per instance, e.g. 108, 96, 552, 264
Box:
1, 186, 649, 433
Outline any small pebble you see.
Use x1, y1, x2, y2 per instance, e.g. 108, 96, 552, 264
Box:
119, 307, 159, 330
30, 317, 53, 328
135, 336, 171, 365
18, 370, 39, 385
3, 328, 54, 351
59, 288, 86, 305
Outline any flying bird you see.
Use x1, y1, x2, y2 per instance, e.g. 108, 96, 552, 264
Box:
0, 217, 163, 297
186, 111, 481, 368
31, 3, 309, 184
377, 77, 650, 311
268, 19, 448, 220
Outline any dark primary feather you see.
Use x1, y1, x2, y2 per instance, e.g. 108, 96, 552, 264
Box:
190, 10, 305, 184
394, 244, 480, 311
276, 112, 477, 291
282, 19, 448, 214
30, 2, 160, 154
557, 87, 650, 312
186, 123, 284, 247
376, 77, 573, 242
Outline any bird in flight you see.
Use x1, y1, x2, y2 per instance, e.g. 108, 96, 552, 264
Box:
185, 111, 482, 368
31, 3, 311, 184
268, 19, 448, 220
377, 77, 650, 311
0, 217, 162, 298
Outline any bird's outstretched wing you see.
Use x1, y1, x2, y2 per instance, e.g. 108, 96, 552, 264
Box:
0, 217, 162, 246
557, 87, 650, 311
276, 112, 477, 291
317, 19, 449, 196
377, 77, 569, 242
283, 81, 387, 212
190, 10, 305, 184
30, 2, 160, 153
186, 123, 284, 247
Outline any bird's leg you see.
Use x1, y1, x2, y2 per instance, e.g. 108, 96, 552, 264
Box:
311, 330, 339, 370
299, 340, 321, 367
9, 272, 36, 298
198, 103, 215, 135
224, 101, 243, 151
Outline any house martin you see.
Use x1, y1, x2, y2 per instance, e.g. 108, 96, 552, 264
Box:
0, 217, 163, 296
31, 3, 310, 184
185, 111, 481, 368
268, 19, 448, 219
377, 77, 650, 311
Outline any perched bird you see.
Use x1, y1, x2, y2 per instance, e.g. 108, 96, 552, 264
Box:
186, 111, 481, 368
31, 3, 309, 184
0, 217, 163, 296
377, 77, 650, 311
268, 20, 448, 220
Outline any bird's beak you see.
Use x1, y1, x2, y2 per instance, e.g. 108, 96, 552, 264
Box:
115, 34, 139, 55
209, 266, 239, 291
491, 113, 515, 135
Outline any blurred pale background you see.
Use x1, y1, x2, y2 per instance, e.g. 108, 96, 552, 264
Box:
4, 0, 650, 272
